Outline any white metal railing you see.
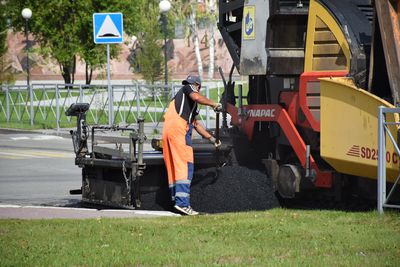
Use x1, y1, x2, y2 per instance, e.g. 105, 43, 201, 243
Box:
0, 82, 224, 132
377, 106, 400, 213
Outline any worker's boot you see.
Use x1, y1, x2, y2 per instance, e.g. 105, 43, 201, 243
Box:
174, 205, 199, 216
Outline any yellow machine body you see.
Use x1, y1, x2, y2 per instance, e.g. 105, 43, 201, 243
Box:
320, 78, 399, 182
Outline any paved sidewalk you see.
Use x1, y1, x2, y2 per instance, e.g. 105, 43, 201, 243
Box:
0, 204, 179, 219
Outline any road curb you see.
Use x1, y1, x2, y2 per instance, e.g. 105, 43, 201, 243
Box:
0, 204, 180, 219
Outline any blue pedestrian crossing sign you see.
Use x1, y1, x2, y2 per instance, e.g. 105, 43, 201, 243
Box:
93, 13, 123, 44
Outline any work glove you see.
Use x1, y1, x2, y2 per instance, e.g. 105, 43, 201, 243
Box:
213, 103, 222, 112
209, 136, 222, 148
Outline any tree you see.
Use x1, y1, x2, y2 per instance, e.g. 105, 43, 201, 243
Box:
4, 0, 145, 85
77, 0, 145, 84
188, 1, 203, 79
127, 0, 175, 84
174, 0, 214, 80
206, 0, 217, 80
76, 2, 112, 85
135, 5, 163, 84
0, 2, 14, 85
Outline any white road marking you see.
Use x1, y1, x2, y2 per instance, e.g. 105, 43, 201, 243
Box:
0, 149, 73, 159
0, 204, 21, 208
32, 135, 65, 141
10, 137, 30, 140
0, 154, 25, 159
0, 151, 43, 158
10, 135, 65, 141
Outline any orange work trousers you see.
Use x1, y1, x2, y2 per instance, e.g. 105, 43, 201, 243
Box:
162, 100, 194, 207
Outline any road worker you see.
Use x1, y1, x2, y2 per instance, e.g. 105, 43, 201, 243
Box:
162, 75, 222, 215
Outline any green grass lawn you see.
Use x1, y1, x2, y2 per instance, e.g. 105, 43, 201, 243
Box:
0, 209, 399, 266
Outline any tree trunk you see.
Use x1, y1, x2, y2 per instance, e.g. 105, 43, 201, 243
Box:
85, 63, 93, 85
59, 57, 76, 87
207, 0, 216, 80
85, 63, 89, 85
60, 63, 71, 85
71, 55, 76, 84
189, 2, 203, 79
89, 67, 93, 85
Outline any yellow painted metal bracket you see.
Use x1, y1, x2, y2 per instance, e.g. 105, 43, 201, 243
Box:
304, 0, 350, 72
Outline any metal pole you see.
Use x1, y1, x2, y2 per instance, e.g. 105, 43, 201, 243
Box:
305, 145, 311, 177
25, 19, 30, 88
377, 106, 385, 214
25, 19, 34, 126
107, 44, 113, 126
79, 84, 83, 102
29, 85, 33, 126
136, 83, 141, 118
122, 86, 126, 124
206, 86, 210, 129
238, 84, 243, 116
6, 86, 9, 122
137, 118, 144, 167
215, 110, 220, 143
162, 14, 168, 85
153, 88, 156, 125
217, 82, 220, 102
56, 84, 60, 131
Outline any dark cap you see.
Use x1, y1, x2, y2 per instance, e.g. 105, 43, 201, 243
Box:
182, 75, 201, 86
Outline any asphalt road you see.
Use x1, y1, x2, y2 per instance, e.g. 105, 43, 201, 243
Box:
0, 129, 81, 206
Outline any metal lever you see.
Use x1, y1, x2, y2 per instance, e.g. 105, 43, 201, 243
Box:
215, 111, 220, 149
214, 111, 221, 179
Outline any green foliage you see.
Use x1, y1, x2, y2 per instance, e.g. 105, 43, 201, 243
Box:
0, 210, 399, 266
127, 0, 176, 84
3, 0, 145, 85
0, 15, 7, 57
75, 0, 146, 84
0, 2, 15, 84
135, 5, 163, 84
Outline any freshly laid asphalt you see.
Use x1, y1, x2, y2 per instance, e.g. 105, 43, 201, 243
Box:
192, 166, 279, 213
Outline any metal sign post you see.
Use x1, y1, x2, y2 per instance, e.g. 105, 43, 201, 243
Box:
107, 44, 113, 125
93, 12, 123, 126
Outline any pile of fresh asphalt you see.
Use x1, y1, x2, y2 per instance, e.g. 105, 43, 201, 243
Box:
190, 166, 280, 213
138, 165, 280, 213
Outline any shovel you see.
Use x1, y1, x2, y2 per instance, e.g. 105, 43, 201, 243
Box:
214, 111, 221, 179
